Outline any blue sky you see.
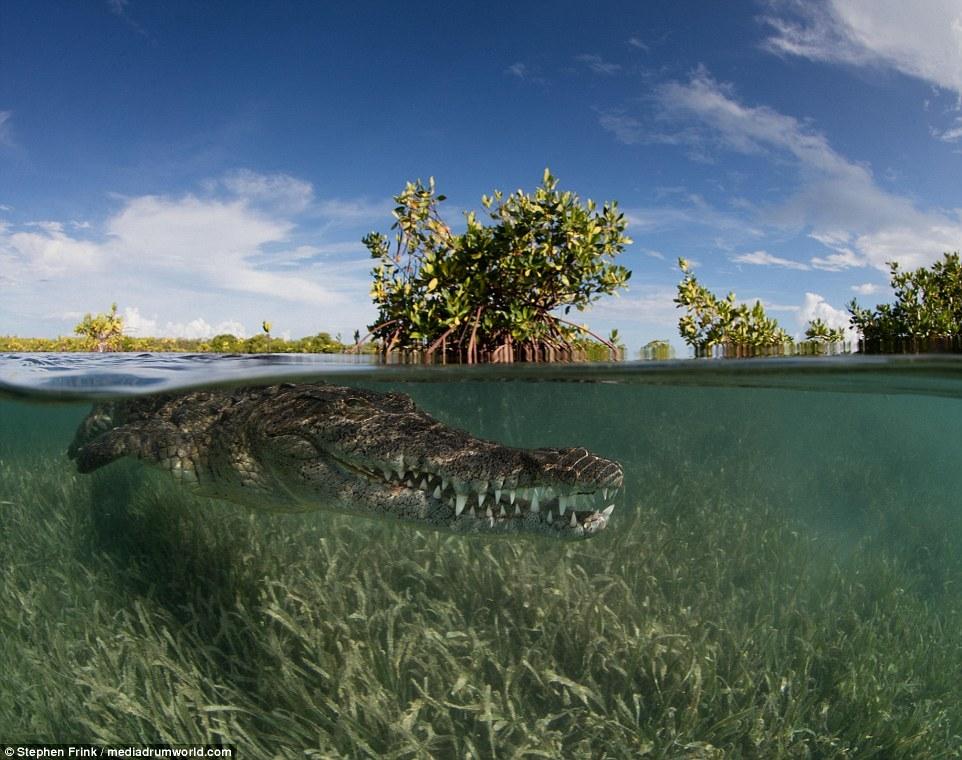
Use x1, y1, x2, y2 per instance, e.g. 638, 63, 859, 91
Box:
3, 1, 962, 352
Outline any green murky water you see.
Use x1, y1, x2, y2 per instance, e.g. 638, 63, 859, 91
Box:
2, 354, 962, 757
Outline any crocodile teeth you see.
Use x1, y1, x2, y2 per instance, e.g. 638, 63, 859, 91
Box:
477, 492, 486, 507
494, 489, 502, 503
558, 495, 570, 515
455, 494, 467, 516
530, 496, 540, 513
433, 485, 442, 499
509, 489, 517, 504
530, 490, 540, 512
569, 512, 578, 527
419, 477, 428, 490
485, 506, 493, 518
513, 504, 521, 517
381, 467, 392, 480
469, 505, 476, 517
546, 511, 553, 524
603, 504, 615, 518
603, 488, 609, 500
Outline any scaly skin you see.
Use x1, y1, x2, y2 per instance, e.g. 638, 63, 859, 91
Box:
68, 383, 623, 539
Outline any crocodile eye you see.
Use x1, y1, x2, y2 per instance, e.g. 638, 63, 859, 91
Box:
344, 396, 368, 408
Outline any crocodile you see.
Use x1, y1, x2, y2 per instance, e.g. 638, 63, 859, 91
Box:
68, 382, 623, 539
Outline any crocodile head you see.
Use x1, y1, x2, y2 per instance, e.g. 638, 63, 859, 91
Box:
256, 385, 623, 539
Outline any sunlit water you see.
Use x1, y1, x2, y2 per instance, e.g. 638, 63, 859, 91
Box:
2, 352, 962, 754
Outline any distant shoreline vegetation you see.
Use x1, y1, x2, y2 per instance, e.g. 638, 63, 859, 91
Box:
0, 329, 620, 359
0, 332, 620, 360
0, 332, 370, 354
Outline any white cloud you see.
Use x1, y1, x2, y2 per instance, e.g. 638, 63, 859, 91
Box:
851, 282, 881, 295
627, 37, 650, 52
506, 62, 527, 78
575, 54, 622, 75
583, 286, 680, 327
932, 116, 962, 142
733, 249, 810, 270
107, 193, 292, 270
597, 111, 646, 144
49, 310, 83, 321
798, 291, 858, 341
654, 67, 962, 271
505, 62, 545, 84
2, 222, 103, 275
0, 193, 340, 306
123, 306, 248, 339
204, 170, 390, 224
657, 65, 857, 173
26, 221, 65, 234
853, 225, 962, 269
808, 230, 852, 248
106, 0, 147, 36
734, 296, 800, 313
214, 169, 314, 214
0, 171, 381, 340
761, 1, 962, 98
102, 193, 346, 304
253, 241, 365, 268
625, 192, 763, 237
810, 248, 865, 271
596, 106, 704, 152
557, 285, 684, 355
761, 301, 800, 313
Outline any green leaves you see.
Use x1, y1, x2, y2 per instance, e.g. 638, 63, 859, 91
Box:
74, 303, 124, 353
674, 263, 791, 355
805, 318, 846, 343
849, 252, 962, 344
363, 170, 631, 360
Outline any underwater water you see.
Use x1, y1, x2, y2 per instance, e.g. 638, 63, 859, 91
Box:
2, 353, 962, 757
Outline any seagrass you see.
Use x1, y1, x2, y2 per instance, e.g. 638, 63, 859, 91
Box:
1, 444, 960, 757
